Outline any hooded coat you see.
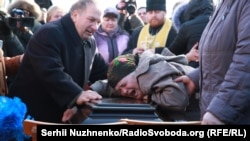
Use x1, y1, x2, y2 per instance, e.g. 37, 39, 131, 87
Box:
7, 0, 42, 19
169, 0, 215, 68
7, 0, 43, 48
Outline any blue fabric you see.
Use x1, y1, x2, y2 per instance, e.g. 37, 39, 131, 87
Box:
0, 96, 27, 141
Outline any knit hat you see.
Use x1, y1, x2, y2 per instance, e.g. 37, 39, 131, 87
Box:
146, 0, 166, 12
103, 7, 120, 19
107, 54, 137, 88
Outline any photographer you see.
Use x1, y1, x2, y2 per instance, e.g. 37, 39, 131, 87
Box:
0, 11, 25, 57
0, 10, 25, 91
116, 0, 143, 34
7, 0, 43, 49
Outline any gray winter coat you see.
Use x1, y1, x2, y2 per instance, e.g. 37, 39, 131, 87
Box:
91, 48, 194, 114
188, 0, 250, 124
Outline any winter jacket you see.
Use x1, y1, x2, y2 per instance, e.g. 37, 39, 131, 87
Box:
188, 0, 250, 124
91, 48, 200, 121
0, 53, 21, 95
169, 0, 215, 68
94, 26, 129, 63
8, 14, 108, 123
7, 0, 43, 49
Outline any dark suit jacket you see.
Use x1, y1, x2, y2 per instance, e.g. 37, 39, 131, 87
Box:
8, 13, 108, 123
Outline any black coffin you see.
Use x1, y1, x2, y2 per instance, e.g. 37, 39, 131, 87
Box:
80, 98, 162, 124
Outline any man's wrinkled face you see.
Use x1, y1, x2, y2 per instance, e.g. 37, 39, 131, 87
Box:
115, 72, 145, 99
147, 10, 166, 28
72, 3, 101, 40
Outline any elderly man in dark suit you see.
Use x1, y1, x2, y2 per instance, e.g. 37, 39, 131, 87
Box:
8, 0, 108, 123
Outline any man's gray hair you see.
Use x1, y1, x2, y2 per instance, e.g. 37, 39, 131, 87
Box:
69, 0, 96, 13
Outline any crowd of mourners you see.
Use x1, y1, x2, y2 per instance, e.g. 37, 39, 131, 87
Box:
0, 0, 250, 139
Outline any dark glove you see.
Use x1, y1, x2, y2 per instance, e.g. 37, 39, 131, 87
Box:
0, 11, 12, 36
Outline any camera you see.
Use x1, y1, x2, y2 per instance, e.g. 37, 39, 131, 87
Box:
120, 0, 137, 15
6, 8, 34, 29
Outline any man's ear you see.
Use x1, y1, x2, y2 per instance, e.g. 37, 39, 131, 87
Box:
70, 9, 80, 22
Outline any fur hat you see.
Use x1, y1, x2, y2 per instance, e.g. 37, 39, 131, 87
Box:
107, 54, 137, 88
146, 0, 166, 12
7, 0, 42, 19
